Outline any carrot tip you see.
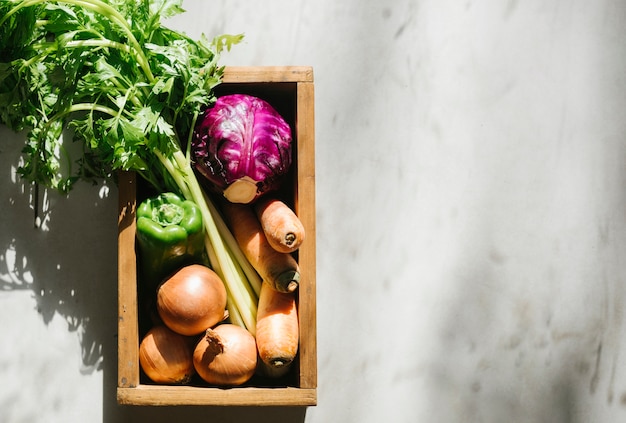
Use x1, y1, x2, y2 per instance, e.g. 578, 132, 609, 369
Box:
275, 270, 300, 293
284, 233, 296, 246
269, 359, 292, 368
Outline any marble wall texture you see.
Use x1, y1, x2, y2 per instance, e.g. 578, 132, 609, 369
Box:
1, 0, 626, 422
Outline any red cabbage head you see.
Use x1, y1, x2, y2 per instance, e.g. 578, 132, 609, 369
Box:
192, 94, 292, 204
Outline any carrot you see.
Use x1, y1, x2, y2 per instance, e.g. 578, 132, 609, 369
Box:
255, 281, 299, 378
221, 201, 300, 293
254, 197, 305, 254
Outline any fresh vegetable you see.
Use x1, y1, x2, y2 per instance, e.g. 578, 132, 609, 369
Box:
192, 94, 293, 204
255, 281, 299, 378
0, 0, 262, 334
136, 192, 204, 288
139, 325, 195, 385
193, 324, 257, 386
157, 264, 227, 336
222, 201, 300, 293
254, 197, 305, 254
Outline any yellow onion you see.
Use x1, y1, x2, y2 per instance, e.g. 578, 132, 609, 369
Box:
139, 325, 195, 384
157, 264, 227, 336
193, 324, 257, 386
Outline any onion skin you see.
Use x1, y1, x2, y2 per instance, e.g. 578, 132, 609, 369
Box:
139, 325, 195, 385
193, 324, 257, 386
157, 264, 227, 336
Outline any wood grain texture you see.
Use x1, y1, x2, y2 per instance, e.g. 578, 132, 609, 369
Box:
294, 80, 317, 390
222, 66, 314, 83
117, 170, 139, 388
117, 386, 317, 406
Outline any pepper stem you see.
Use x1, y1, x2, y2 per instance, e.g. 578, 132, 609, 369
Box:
152, 203, 184, 226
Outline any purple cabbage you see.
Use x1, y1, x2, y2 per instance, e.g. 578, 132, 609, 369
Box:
192, 94, 293, 204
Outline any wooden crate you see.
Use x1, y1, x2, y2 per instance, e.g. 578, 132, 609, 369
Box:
117, 66, 316, 406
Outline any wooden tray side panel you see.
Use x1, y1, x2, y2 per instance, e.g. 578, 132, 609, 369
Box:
295, 80, 317, 390
117, 170, 140, 388
118, 386, 317, 407
222, 66, 313, 83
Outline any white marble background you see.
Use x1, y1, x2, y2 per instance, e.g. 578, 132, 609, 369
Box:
2, 0, 626, 422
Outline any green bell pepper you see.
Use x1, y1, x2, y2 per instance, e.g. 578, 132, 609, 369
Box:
136, 192, 205, 288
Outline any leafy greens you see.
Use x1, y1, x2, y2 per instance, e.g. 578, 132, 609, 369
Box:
0, 0, 261, 333
0, 0, 241, 192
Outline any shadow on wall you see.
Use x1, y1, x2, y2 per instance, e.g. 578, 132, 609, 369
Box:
0, 138, 118, 375
423, 255, 589, 423
107, 405, 307, 423
0, 128, 309, 423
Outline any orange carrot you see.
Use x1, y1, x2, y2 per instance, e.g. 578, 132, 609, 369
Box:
255, 281, 299, 377
221, 202, 300, 293
254, 197, 305, 254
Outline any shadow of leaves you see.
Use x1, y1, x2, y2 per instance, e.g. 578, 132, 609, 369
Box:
0, 151, 118, 374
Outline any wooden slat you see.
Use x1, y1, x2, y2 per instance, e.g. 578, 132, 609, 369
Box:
222, 66, 314, 83
117, 170, 139, 388
117, 386, 317, 406
294, 80, 317, 390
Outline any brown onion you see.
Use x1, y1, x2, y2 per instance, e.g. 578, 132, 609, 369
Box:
139, 325, 195, 384
193, 324, 257, 386
157, 264, 227, 336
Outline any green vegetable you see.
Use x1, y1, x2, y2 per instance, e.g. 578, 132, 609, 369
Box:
0, 0, 260, 334
136, 192, 204, 288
